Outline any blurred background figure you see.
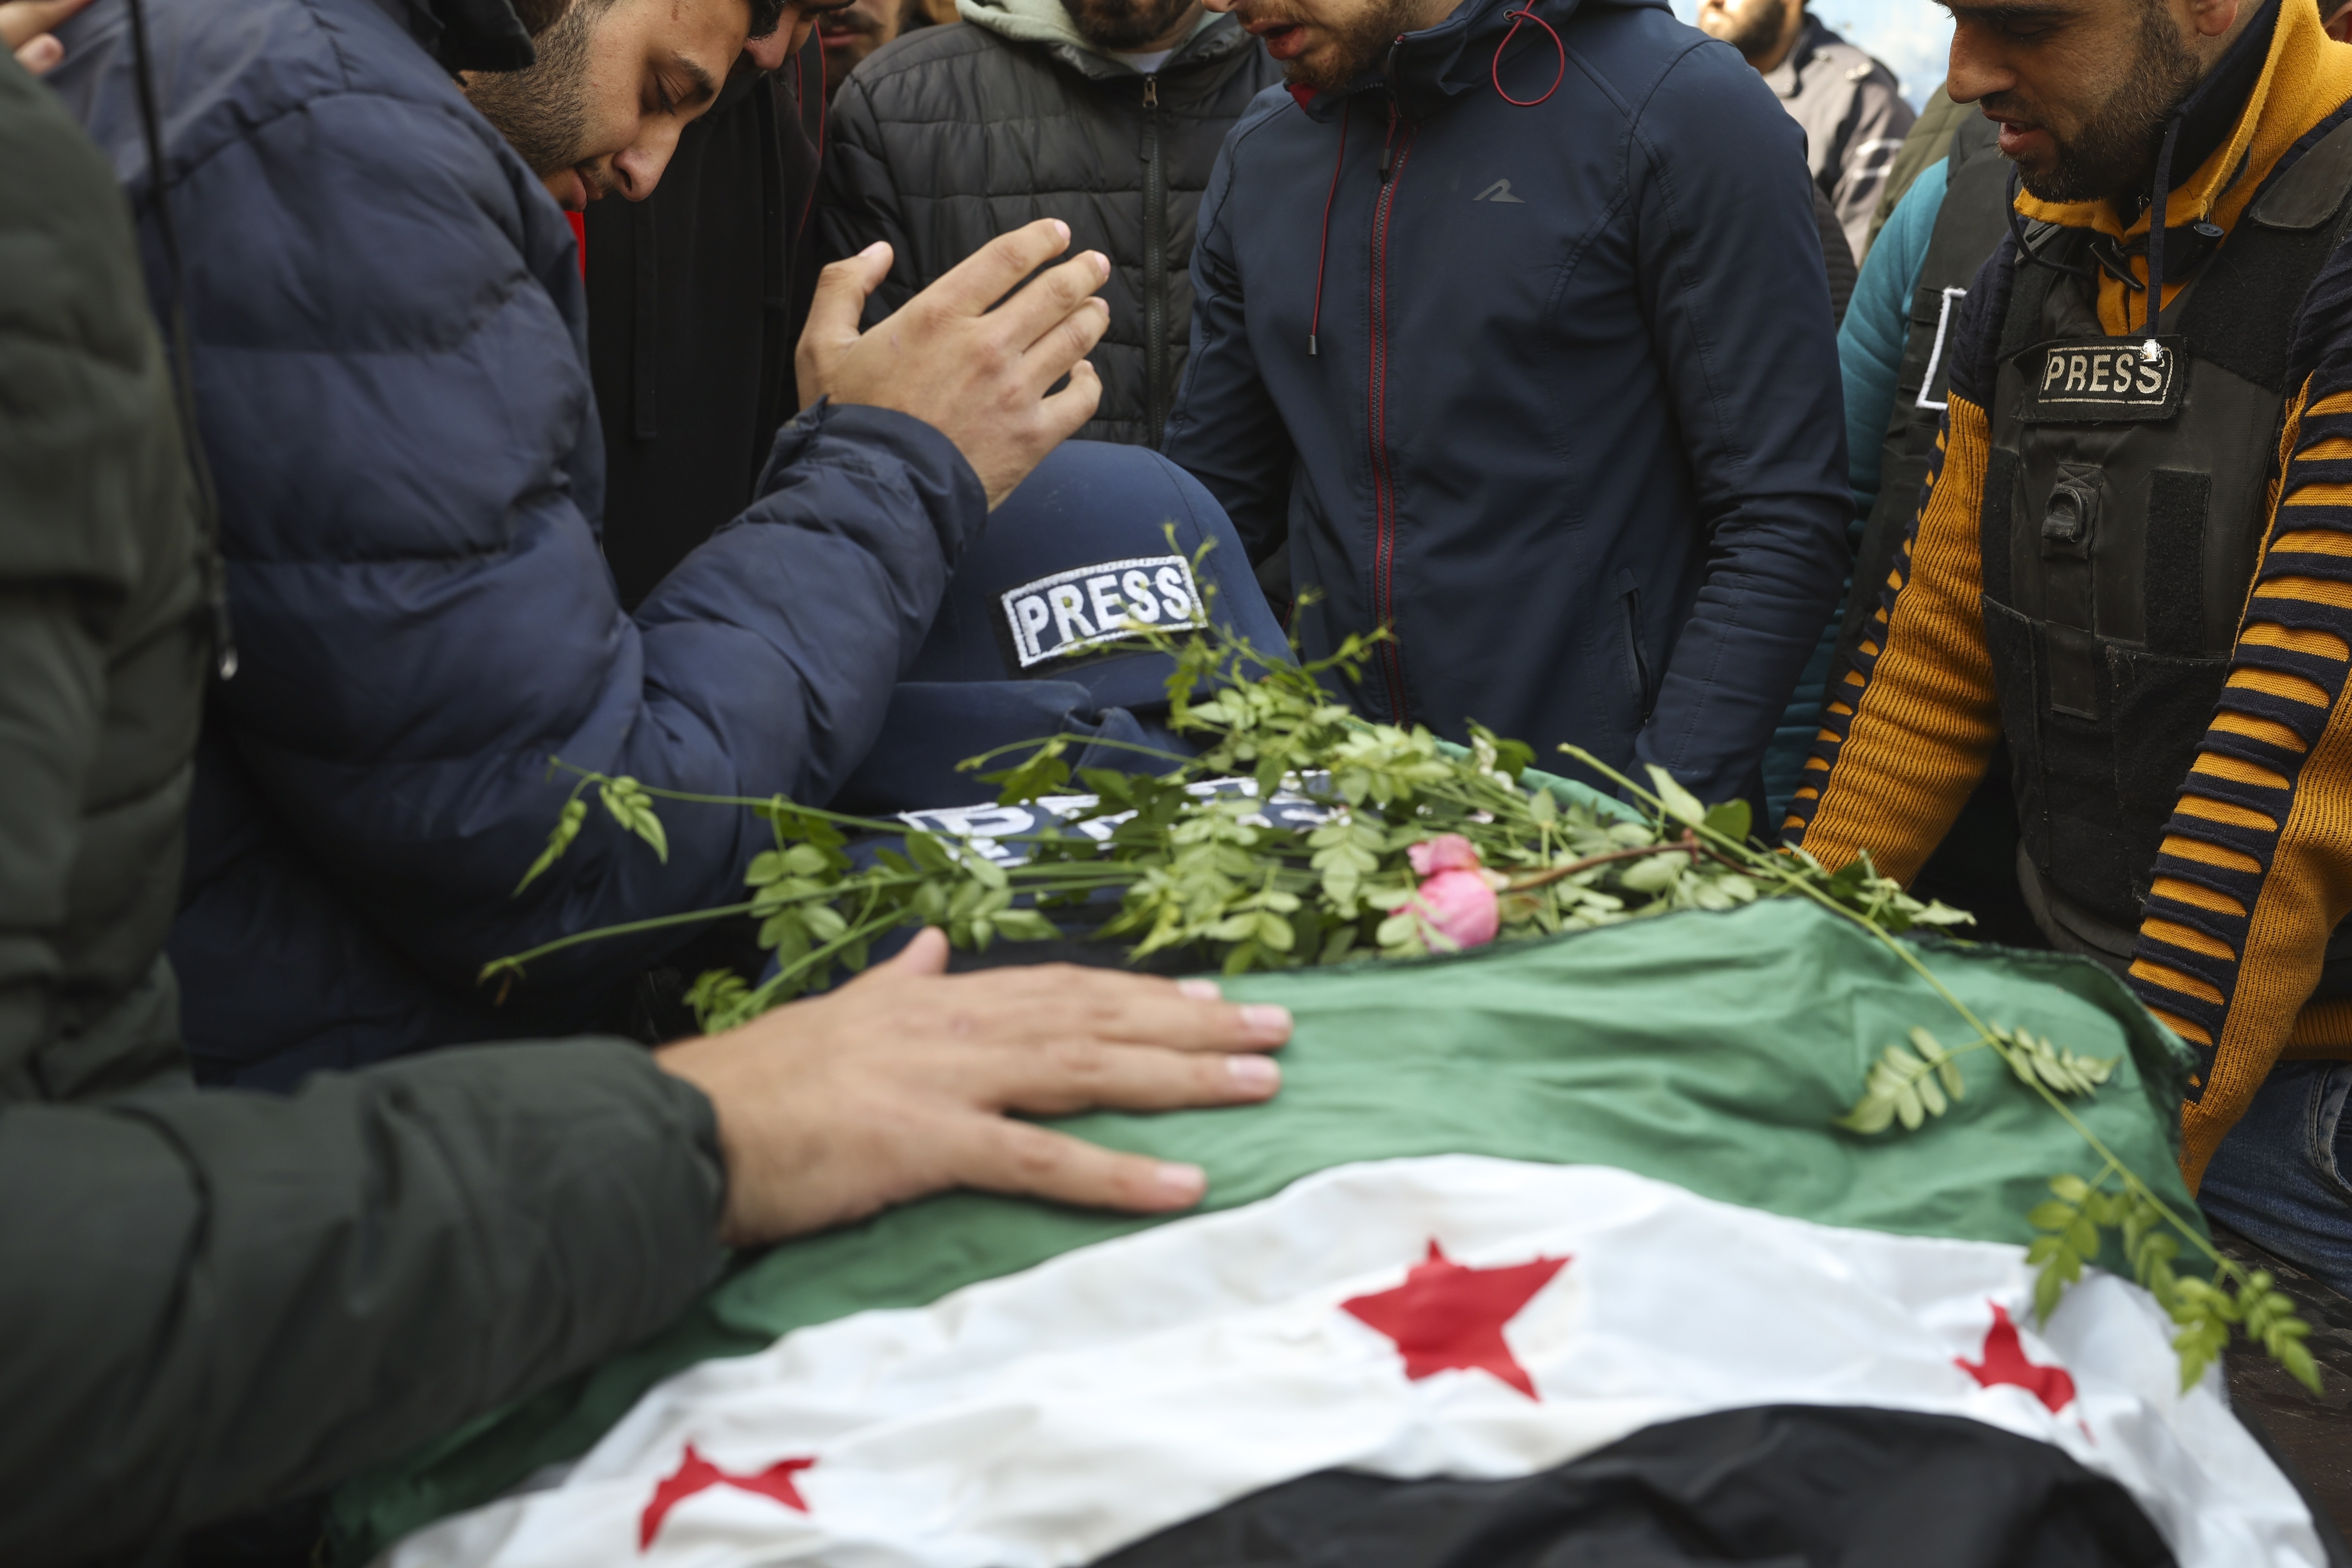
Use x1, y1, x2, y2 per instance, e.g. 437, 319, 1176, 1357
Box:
819, 0, 1279, 448
818, 0, 907, 89
583, 23, 832, 608
1698, 0, 1913, 265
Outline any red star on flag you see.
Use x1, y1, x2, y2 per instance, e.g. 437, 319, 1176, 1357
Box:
1956, 1302, 2076, 1413
638, 1444, 815, 1550
1340, 1240, 1570, 1400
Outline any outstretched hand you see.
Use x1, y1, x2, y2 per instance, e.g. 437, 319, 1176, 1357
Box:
656, 929, 1291, 1245
795, 220, 1110, 508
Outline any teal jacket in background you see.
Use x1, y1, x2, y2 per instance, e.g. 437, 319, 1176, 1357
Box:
1762, 159, 1951, 830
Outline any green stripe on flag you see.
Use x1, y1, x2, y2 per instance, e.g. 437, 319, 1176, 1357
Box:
329, 900, 2196, 1564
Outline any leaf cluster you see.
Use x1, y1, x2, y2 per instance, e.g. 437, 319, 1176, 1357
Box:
1835, 1023, 2115, 1136
2025, 1171, 2320, 1395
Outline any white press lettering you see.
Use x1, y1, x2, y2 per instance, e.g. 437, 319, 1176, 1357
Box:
1086, 573, 1129, 633
2089, 355, 2109, 393
1015, 595, 1052, 656
1122, 568, 1162, 622
2137, 361, 2163, 395
2043, 353, 2067, 390
1156, 564, 1195, 621
2065, 354, 2088, 392
1048, 583, 1095, 644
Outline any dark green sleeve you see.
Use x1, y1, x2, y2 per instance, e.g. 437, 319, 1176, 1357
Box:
0, 1039, 728, 1563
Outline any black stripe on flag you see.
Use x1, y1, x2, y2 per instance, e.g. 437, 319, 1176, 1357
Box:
1093, 1406, 2179, 1568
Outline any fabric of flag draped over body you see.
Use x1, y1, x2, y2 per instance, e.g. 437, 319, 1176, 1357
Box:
334, 899, 2335, 1568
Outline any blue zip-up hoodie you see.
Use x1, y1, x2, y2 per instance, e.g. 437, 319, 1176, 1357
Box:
1163, 0, 1851, 805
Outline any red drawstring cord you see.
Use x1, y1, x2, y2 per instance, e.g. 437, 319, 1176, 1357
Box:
796, 44, 827, 243
1307, 98, 1352, 357
1306, 5, 1550, 358
1491, 7, 1564, 106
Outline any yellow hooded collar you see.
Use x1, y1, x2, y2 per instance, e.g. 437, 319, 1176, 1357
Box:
2011, 0, 2352, 332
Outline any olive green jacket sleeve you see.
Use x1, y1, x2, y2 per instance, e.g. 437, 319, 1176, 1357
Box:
0, 1043, 729, 1565
0, 54, 731, 1566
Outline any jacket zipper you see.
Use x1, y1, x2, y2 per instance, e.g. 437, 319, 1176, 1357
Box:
1367, 97, 1413, 722
1143, 74, 1169, 442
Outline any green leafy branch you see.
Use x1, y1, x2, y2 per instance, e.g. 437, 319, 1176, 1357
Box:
1559, 744, 2320, 1398
484, 602, 2321, 1399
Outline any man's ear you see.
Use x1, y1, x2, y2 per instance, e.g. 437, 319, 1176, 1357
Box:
2185, 0, 2244, 42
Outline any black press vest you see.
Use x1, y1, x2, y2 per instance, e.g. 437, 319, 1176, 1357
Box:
1980, 117, 2352, 965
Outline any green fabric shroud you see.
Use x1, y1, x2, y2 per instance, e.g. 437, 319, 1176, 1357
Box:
329, 899, 2194, 1563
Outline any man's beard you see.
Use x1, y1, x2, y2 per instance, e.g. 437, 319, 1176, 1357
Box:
464, 0, 604, 181
1267, 0, 1424, 92
1059, 0, 1199, 51
1716, 0, 1789, 62
2006, 8, 2203, 204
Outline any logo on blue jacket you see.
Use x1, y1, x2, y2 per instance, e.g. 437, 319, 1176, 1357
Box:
1001, 554, 1205, 672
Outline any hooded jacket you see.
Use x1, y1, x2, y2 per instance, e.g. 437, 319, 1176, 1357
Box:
0, 49, 726, 1564
1789, 0, 2352, 1184
1161, 0, 1851, 806
45, 0, 987, 1085
819, 0, 1281, 446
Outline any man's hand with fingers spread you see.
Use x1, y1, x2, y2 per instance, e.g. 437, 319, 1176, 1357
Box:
655, 928, 1291, 1246
796, 219, 1110, 508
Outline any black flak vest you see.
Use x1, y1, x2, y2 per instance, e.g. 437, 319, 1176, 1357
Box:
1980, 116, 2352, 968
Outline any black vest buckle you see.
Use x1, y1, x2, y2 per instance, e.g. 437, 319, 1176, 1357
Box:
2041, 462, 2103, 557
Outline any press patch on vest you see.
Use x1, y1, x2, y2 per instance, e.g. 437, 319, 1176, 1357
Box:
2020, 336, 2186, 423
1000, 555, 1205, 672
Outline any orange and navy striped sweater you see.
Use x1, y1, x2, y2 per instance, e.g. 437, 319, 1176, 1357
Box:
1790, 0, 2352, 1186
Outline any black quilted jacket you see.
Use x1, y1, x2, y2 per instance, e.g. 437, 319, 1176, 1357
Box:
820, 14, 1280, 447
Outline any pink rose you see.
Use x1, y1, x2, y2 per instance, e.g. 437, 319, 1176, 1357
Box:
1413, 870, 1500, 950
1407, 834, 1482, 876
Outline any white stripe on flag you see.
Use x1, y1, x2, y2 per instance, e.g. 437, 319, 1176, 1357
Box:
384, 1156, 2322, 1568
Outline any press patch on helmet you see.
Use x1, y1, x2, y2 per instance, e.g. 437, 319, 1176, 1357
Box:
1000, 555, 1205, 671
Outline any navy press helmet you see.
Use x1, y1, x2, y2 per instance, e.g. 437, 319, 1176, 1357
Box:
827, 441, 1293, 816
904, 439, 1290, 709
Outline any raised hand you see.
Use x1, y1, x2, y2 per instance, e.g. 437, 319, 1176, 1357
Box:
795, 219, 1110, 508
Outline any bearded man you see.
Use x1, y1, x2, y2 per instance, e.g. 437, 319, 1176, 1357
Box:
819, 0, 1281, 447
1158, 0, 1851, 817
1785, 0, 2352, 1300
42, 0, 1123, 1086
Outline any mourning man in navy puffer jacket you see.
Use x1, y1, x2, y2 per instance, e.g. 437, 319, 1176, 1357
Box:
45, 0, 1116, 1085
1164, 0, 1850, 808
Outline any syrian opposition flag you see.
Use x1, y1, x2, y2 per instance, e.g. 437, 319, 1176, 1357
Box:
348, 904, 2335, 1568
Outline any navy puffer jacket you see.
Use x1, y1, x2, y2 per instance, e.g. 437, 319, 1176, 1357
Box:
49, 0, 986, 1084
1163, 0, 1850, 805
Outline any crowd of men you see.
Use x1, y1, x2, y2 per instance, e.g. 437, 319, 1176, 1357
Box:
8, 0, 2352, 1558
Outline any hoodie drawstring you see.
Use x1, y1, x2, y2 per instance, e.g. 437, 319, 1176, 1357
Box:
1491, 8, 1564, 106
1305, 5, 1559, 358
1308, 100, 1352, 356
2142, 111, 2186, 335
2004, 164, 2099, 285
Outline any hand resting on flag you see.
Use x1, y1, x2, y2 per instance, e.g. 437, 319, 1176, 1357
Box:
654, 928, 1290, 1245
